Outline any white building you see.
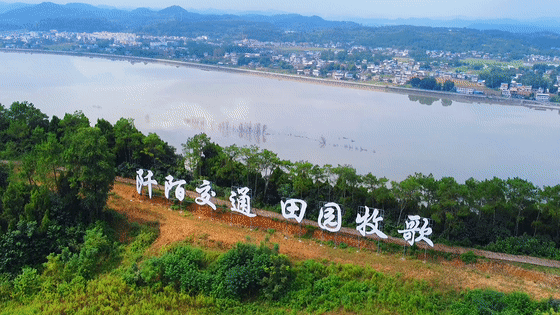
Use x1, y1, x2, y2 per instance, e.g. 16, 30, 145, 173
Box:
536, 93, 550, 102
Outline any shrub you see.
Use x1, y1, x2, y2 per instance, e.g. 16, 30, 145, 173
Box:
43, 225, 119, 282
139, 245, 211, 295
484, 235, 560, 260
12, 267, 41, 301
460, 251, 478, 264
211, 242, 293, 300
451, 290, 541, 315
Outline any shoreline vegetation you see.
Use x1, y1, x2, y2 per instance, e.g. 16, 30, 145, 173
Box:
2, 47, 559, 111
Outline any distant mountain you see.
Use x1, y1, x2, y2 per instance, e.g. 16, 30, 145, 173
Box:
350, 17, 560, 34
0, 2, 108, 25
188, 8, 290, 16
0, 2, 360, 33
0, 1, 29, 14
241, 14, 357, 31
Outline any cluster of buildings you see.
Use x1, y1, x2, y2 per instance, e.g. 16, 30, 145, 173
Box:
1, 30, 559, 103
500, 82, 552, 102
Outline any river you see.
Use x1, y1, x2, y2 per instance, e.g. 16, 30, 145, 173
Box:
1, 51, 559, 186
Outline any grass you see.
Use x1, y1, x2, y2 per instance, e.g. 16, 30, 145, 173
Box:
463, 58, 524, 69
2, 214, 559, 314
506, 262, 560, 276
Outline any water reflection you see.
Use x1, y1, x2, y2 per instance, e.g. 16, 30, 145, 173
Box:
408, 95, 453, 107
180, 116, 269, 143
408, 95, 440, 106
179, 115, 377, 154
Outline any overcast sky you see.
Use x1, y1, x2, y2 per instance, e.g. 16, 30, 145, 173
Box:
3, 0, 559, 19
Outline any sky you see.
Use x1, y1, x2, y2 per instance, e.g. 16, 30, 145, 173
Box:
2, 0, 559, 20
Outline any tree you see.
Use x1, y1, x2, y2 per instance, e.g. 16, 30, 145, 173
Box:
333, 164, 360, 204
442, 80, 455, 91
289, 161, 314, 199
95, 118, 115, 150
419, 77, 438, 90
62, 127, 115, 222
391, 175, 422, 226
1, 181, 30, 231
519, 72, 549, 90
113, 118, 144, 166
432, 177, 469, 241
141, 132, 177, 171
480, 67, 513, 88
239, 145, 259, 189
6, 101, 49, 132
34, 133, 63, 191
504, 177, 538, 237
0, 104, 9, 152
182, 133, 212, 179
254, 149, 280, 202
409, 77, 421, 88
539, 185, 560, 239
58, 111, 90, 141
3, 101, 49, 156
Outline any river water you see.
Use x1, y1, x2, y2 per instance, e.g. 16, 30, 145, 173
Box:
1, 52, 559, 186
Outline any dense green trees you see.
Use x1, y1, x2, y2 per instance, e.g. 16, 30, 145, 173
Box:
179, 133, 560, 255
0, 101, 186, 275
408, 77, 454, 92
479, 67, 514, 88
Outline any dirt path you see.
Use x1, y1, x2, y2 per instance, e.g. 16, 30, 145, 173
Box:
109, 181, 560, 300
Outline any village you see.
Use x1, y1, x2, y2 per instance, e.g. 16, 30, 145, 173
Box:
2, 29, 559, 103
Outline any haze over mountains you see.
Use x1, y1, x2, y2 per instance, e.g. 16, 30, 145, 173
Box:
0, 1, 559, 34
0, 2, 358, 32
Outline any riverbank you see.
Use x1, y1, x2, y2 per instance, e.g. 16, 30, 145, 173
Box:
2, 48, 558, 110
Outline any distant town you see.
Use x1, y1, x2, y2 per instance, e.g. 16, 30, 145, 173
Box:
2, 29, 559, 103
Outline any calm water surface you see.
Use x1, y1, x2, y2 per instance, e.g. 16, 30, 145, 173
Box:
1, 52, 559, 186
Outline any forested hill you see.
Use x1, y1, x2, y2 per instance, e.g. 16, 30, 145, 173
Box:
0, 2, 560, 56
0, 2, 358, 32
1, 101, 560, 313
2, 101, 560, 280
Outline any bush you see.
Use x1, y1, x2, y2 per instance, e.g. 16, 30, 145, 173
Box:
451, 290, 542, 315
211, 242, 290, 300
484, 235, 560, 260
460, 251, 478, 264
43, 225, 119, 282
136, 242, 294, 301
12, 267, 40, 301
138, 245, 211, 294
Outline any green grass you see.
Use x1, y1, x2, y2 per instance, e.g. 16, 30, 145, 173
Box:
1, 218, 559, 314
463, 58, 524, 69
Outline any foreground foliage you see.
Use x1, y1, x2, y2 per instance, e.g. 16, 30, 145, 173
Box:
1, 220, 559, 314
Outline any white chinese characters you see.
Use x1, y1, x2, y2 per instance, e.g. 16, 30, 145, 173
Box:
230, 187, 255, 217
164, 175, 186, 201
195, 180, 217, 210
136, 169, 158, 198
318, 202, 342, 232
398, 215, 434, 247
135, 169, 440, 247
281, 199, 307, 223
356, 206, 387, 239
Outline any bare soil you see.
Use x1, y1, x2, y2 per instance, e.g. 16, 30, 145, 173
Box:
108, 181, 560, 300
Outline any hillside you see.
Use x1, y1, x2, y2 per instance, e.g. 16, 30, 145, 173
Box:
109, 180, 560, 300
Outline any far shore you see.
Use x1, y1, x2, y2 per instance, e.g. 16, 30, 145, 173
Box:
2, 48, 559, 111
